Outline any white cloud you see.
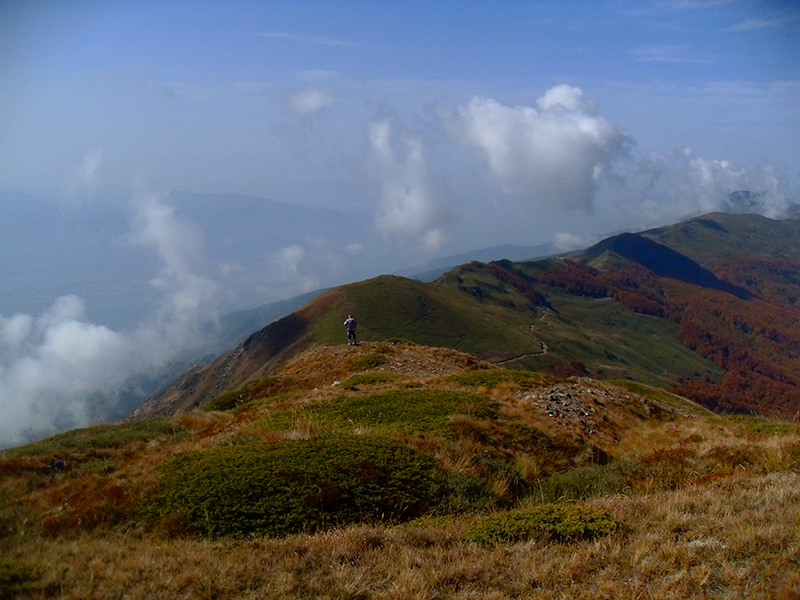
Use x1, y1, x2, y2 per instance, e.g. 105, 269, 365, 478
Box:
0, 295, 126, 447
422, 229, 444, 252
368, 118, 445, 245
257, 244, 321, 300
287, 87, 335, 114
0, 314, 33, 354
554, 232, 594, 252
279, 244, 306, 270
727, 18, 784, 32
451, 85, 632, 211
130, 191, 218, 324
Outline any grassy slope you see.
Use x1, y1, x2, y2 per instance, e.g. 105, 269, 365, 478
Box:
2, 342, 799, 599
438, 260, 722, 385
310, 276, 542, 356
134, 275, 546, 416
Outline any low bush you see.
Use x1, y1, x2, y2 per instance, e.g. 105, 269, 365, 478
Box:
464, 504, 621, 545
202, 391, 247, 412
202, 377, 287, 411
347, 353, 389, 370
139, 435, 439, 538
0, 497, 21, 538
263, 389, 498, 438
729, 415, 800, 436
449, 369, 550, 389
0, 558, 43, 597
342, 373, 397, 389
437, 470, 497, 514
536, 460, 636, 502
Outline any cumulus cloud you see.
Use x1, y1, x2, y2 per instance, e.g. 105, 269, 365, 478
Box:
450, 84, 632, 211
287, 87, 335, 114
368, 118, 445, 249
0, 191, 222, 449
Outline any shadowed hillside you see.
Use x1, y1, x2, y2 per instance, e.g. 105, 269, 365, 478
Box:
582, 232, 751, 298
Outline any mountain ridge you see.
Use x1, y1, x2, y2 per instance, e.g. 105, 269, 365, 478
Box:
133, 211, 800, 421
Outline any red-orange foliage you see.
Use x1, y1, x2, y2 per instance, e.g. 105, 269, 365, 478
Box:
487, 262, 548, 306
500, 255, 800, 419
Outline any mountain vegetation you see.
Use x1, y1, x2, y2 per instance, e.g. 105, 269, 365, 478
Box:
3, 211, 800, 598
2, 340, 799, 598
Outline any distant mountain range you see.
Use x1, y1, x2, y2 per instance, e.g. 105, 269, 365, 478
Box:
133, 210, 800, 421
396, 242, 558, 281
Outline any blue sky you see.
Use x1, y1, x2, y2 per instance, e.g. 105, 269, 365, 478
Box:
0, 0, 799, 445
3, 1, 798, 233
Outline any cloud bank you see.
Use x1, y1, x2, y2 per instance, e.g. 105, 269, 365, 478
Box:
620, 148, 795, 222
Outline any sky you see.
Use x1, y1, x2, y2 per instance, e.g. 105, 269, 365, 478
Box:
1, 0, 799, 447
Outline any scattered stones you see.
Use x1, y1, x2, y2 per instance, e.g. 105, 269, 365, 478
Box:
519, 380, 686, 441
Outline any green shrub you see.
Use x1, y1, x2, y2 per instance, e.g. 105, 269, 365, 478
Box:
729, 415, 800, 436
203, 391, 247, 412
536, 461, 635, 502
348, 353, 389, 370
449, 369, 549, 389
139, 435, 438, 538
79, 457, 119, 476
342, 373, 397, 389
374, 343, 399, 353
383, 338, 412, 346
0, 558, 42, 597
465, 504, 620, 545
437, 471, 496, 514
0, 495, 21, 538
202, 377, 286, 411
262, 389, 499, 438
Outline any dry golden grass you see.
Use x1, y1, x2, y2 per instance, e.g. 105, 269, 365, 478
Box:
3, 470, 797, 599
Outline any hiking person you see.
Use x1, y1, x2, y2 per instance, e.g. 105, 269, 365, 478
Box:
344, 314, 357, 345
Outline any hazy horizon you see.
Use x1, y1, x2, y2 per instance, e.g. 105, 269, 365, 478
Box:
1, 0, 798, 448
